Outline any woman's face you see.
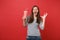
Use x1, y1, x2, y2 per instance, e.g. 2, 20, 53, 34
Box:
33, 7, 38, 16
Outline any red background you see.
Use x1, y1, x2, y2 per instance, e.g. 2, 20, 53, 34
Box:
0, 0, 60, 40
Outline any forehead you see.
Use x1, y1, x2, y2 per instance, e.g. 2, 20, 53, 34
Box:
33, 7, 38, 9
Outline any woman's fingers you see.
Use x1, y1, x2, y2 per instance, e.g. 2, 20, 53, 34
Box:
41, 12, 48, 19
22, 10, 28, 20
24, 10, 28, 17
44, 12, 48, 18
45, 12, 48, 17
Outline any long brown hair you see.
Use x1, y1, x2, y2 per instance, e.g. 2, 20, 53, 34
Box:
28, 5, 42, 24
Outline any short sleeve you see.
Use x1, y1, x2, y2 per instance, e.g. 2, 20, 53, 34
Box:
39, 21, 44, 30
25, 16, 30, 25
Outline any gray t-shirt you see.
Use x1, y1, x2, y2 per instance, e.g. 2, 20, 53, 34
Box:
26, 16, 44, 37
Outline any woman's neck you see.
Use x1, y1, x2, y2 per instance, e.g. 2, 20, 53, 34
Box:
34, 15, 37, 19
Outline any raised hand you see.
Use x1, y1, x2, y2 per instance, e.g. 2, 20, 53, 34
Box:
41, 12, 48, 19
43, 12, 48, 18
22, 10, 28, 20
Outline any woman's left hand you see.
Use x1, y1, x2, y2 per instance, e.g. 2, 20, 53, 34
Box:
41, 12, 48, 19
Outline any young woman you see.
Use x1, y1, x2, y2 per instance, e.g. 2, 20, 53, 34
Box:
22, 5, 48, 40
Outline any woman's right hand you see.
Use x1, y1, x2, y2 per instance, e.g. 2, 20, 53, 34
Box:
22, 10, 28, 20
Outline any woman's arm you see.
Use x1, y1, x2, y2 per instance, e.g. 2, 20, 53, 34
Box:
22, 17, 27, 27
22, 10, 28, 27
40, 13, 48, 30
